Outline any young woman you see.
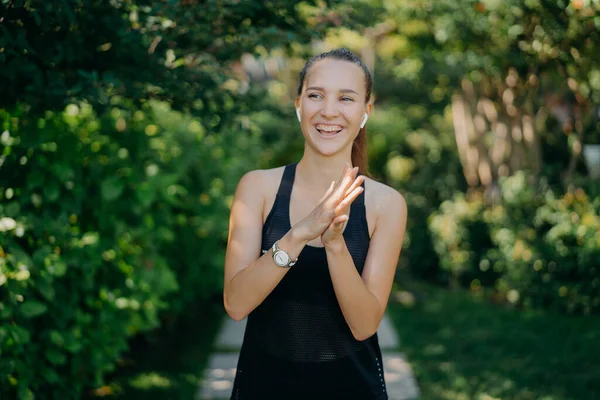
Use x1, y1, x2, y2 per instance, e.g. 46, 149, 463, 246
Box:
223, 48, 407, 399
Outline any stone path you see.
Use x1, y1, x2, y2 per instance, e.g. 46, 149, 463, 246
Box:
197, 314, 420, 399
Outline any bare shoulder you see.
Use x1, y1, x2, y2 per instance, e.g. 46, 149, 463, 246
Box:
235, 166, 287, 221
363, 177, 408, 225
236, 166, 284, 194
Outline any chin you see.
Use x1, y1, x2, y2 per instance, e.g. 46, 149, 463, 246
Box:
309, 139, 350, 157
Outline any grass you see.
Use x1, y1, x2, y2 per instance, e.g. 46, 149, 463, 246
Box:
387, 277, 600, 400
88, 301, 225, 400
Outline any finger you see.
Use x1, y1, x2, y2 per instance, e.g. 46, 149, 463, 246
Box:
334, 166, 358, 200
327, 215, 349, 232
335, 186, 364, 214
333, 214, 349, 225
326, 180, 336, 196
344, 175, 365, 197
338, 163, 355, 187
337, 172, 362, 204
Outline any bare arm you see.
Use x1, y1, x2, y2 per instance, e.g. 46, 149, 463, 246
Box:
223, 170, 308, 321
325, 189, 407, 340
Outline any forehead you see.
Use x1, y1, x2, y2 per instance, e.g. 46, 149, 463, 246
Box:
305, 59, 366, 93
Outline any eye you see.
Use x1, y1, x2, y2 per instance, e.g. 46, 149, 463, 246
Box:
340, 96, 354, 102
308, 93, 322, 99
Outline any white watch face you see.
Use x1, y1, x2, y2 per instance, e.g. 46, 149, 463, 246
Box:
274, 251, 289, 267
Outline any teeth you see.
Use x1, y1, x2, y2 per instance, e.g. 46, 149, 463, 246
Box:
316, 124, 343, 132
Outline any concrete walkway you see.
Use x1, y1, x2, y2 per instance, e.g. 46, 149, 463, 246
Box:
196, 314, 420, 399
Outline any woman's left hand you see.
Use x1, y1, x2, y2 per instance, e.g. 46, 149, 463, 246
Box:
321, 176, 364, 248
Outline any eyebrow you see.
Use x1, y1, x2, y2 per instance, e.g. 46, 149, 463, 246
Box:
306, 86, 359, 95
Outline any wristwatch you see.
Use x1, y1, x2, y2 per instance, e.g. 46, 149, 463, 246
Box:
271, 240, 298, 268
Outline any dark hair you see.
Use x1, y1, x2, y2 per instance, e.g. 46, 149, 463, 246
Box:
297, 48, 373, 175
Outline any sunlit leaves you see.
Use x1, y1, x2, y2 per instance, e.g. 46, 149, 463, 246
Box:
430, 173, 600, 314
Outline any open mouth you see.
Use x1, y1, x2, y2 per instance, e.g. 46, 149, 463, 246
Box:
315, 124, 343, 136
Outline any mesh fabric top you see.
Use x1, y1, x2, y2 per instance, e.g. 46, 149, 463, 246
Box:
231, 163, 388, 400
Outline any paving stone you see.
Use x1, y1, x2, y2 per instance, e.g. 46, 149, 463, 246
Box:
378, 313, 400, 350
196, 353, 239, 400
214, 317, 246, 350
383, 352, 421, 400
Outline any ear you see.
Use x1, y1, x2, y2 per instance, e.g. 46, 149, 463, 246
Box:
295, 97, 301, 122
360, 113, 368, 129
360, 103, 373, 129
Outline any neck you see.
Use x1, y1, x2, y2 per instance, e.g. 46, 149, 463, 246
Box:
296, 145, 354, 192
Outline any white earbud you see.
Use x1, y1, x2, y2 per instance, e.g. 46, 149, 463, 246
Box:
360, 113, 368, 129
296, 108, 301, 122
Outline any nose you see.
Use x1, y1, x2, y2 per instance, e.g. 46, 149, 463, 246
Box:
320, 98, 339, 119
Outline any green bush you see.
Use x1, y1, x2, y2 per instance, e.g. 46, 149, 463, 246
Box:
494, 173, 600, 315
429, 193, 501, 288
429, 172, 600, 315
0, 101, 264, 399
367, 105, 466, 280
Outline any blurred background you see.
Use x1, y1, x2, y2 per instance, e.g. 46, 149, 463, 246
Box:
1, 0, 600, 399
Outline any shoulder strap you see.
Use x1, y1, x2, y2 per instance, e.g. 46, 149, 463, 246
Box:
275, 163, 297, 198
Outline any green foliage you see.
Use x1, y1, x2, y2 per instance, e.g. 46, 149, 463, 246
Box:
0, 0, 336, 122
354, 0, 600, 100
0, 101, 265, 398
429, 193, 500, 288
494, 173, 600, 314
429, 173, 600, 315
339, 0, 600, 186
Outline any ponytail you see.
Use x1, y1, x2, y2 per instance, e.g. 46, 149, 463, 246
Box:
352, 127, 369, 176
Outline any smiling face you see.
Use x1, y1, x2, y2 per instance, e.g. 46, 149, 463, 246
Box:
295, 58, 372, 158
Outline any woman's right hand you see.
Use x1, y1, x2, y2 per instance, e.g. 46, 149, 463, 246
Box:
293, 163, 365, 242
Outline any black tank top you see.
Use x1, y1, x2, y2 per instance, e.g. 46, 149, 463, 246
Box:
231, 163, 388, 400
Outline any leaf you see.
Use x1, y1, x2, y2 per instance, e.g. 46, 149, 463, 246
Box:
50, 330, 64, 347
52, 260, 67, 277
27, 172, 44, 190
21, 389, 34, 400
41, 367, 59, 383
101, 178, 124, 201
64, 339, 82, 354
10, 325, 31, 344
135, 182, 156, 207
51, 164, 75, 182
19, 300, 48, 318
0, 305, 9, 319
5, 202, 20, 217
43, 183, 60, 202
45, 348, 66, 365
37, 280, 56, 301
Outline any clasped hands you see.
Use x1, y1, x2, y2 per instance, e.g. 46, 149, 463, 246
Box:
295, 163, 365, 249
